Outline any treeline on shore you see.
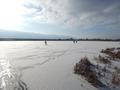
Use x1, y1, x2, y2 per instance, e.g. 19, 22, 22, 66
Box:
0, 38, 120, 41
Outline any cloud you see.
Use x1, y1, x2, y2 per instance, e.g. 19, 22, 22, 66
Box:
23, 0, 120, 29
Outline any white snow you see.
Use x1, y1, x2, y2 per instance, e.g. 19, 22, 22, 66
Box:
0, 41, 120, 90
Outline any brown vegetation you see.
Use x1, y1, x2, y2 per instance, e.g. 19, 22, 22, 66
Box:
97, 55, 110, 64
74, 57, 98, 85
101, 48, 120, 59
74, 57, 91, 74
112, 72, 120, 86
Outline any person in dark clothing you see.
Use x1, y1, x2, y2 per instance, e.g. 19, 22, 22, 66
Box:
76, 40, 78, 43
45, 40, 47, 45
73, 40, 75, 43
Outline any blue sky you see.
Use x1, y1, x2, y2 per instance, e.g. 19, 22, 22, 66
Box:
0, 0, 120, 39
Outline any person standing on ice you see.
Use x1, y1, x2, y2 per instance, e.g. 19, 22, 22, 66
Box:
45, 40, 47, 45
73, 40, 75, 43
76, 40, 78, 43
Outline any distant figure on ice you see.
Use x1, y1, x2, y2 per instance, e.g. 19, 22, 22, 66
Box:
73, 40, 75, 43
45, 40, 47, 45
76, 40, 78, 43
73, 40, 78, 43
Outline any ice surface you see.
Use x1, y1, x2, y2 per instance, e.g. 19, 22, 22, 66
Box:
0, 41, 120, 90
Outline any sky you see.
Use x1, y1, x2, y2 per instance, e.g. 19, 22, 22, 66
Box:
0, 0, 120, 39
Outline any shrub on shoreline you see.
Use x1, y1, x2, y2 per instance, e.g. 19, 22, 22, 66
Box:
101, 48, 120, 59
112, 72, 120, 86
74, 57, 98, 86
95, 55, 110, 64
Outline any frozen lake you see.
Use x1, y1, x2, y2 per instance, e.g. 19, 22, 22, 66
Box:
0, 41, 120, 90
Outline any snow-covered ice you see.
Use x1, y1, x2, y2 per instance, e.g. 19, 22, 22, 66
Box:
0, 41, 120, 90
